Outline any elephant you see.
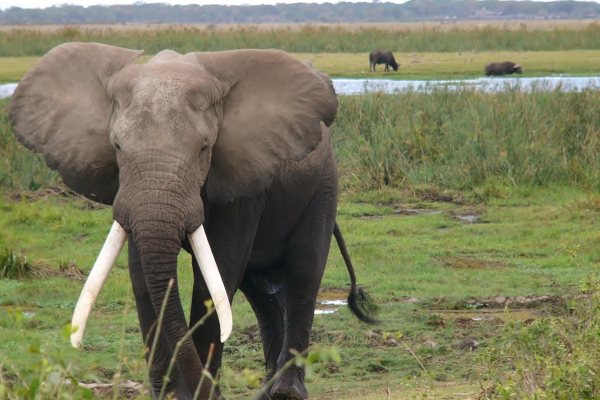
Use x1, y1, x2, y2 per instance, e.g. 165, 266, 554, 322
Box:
485, 61, 523, 76
7, 43, 377, 400
369, 50, 400, 72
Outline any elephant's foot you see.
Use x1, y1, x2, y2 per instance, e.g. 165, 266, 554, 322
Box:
149, 370, 192, 400
149, 382, 192, 400
269, 367, 308, 400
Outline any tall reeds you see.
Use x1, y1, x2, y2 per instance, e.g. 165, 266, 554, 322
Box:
2, 87, 600, 193
333, 85, 600, 191
2, 24, 600, 56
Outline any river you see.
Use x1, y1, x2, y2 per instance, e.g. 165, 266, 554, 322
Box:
1, 76, 599, 99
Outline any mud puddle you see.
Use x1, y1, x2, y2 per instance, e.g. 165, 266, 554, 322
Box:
360, 208, 441, 220
0, 305, 42, 318
432, 308, 540, 323
454, 214, 481, 223
315, 291, 347, 315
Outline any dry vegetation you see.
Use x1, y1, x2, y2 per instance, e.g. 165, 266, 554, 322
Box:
1, 19, 600, 33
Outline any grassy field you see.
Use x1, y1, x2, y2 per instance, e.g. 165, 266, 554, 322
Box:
296, 50, 600, 79
2, 180, 600, 399
2, 22, 600, 398
3, 79, 600, 399
1, 49, 599, 84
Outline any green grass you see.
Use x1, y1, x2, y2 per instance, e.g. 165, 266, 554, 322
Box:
2, 49, 599, 83
1, 185, 599, 399
296, 50, 600, 79
4, 24, 600, 57
2, 70, 600, 398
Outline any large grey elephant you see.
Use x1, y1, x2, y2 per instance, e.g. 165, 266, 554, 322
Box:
7, 43, 376, 400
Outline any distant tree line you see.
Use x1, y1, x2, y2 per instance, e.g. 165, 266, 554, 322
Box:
2, 0, 600, 25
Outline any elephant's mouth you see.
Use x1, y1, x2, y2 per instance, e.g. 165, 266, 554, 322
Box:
69, 221, 232, 348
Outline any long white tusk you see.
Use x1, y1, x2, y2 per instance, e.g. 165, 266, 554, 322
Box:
71, 221, 127, 348
188, 225, 233, 343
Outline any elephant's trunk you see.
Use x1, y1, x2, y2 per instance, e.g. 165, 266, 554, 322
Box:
131, 215, 208, 395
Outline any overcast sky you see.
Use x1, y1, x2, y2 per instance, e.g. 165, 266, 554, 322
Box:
0, 0, 593, 10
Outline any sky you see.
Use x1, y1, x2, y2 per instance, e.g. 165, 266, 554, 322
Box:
0, 0, 595, 10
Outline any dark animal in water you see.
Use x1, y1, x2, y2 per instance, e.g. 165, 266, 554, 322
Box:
369, 50, 399, 72
485, 62, 523, 76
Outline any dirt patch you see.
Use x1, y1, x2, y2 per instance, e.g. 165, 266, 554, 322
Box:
359, 208, 442, 220
411, 187, 458, 203
3, 184, 108, 209
237, 325, 261, 345
416, 294, 570, 310
434, 309, 541, 324
78, 380, 145, 399
443, 257, 507, 270
4, 184, 79, 202
393, 208, 442, 216
466, 294, 566, 309
317, 289, 347, 301
1, 248, 85, 280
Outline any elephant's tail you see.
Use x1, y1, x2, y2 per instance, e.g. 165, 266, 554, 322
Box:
333, 222, 380, 325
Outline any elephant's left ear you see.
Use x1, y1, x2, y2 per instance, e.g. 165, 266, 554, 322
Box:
191, 50, 338, 203
7, 43, 143, 205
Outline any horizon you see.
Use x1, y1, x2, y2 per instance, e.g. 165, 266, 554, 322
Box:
1, 0, 593, 12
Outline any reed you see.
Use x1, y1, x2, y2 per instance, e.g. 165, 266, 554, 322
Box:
333, 85, 600, 191
3, 86, 600, 193
3, 24, 600, 57
0, 99, 59, 191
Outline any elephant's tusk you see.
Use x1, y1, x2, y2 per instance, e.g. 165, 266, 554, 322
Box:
188, 226, 233, 343
71, 221, 127, 348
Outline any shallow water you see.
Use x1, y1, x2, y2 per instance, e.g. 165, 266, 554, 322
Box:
0, 83, 17, 98
314, 292, 348, 315
1, 77, 599, 98
333, 76, 600, 94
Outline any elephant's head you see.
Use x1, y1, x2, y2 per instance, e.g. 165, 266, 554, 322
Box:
7, 42, 337, 394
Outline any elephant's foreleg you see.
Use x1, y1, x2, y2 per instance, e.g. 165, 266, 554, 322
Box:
239, 274, 285, 393
128, 237, 191, 400
190, 257, 227, 381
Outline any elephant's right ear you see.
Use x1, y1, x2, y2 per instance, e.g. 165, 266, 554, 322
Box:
7, 42, 143, 205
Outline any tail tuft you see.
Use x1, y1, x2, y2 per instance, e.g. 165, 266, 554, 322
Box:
348, 287, 380, 325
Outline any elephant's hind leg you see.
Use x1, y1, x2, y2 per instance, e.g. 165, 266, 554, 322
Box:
269, 192, 337, 399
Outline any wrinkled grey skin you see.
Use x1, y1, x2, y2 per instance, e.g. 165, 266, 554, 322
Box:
7, 43, 342, 400
369, 50, 399, 72
485, 61, 523, 76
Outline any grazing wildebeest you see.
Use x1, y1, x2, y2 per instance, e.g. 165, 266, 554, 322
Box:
369, 50, 400, 72
485, 62, 523, 76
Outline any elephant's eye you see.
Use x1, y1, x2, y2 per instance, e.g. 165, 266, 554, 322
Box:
200, 144, 209, 154
114, 143, 121, 151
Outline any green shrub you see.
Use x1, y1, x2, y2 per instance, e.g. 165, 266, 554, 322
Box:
480, 275, 600, 399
